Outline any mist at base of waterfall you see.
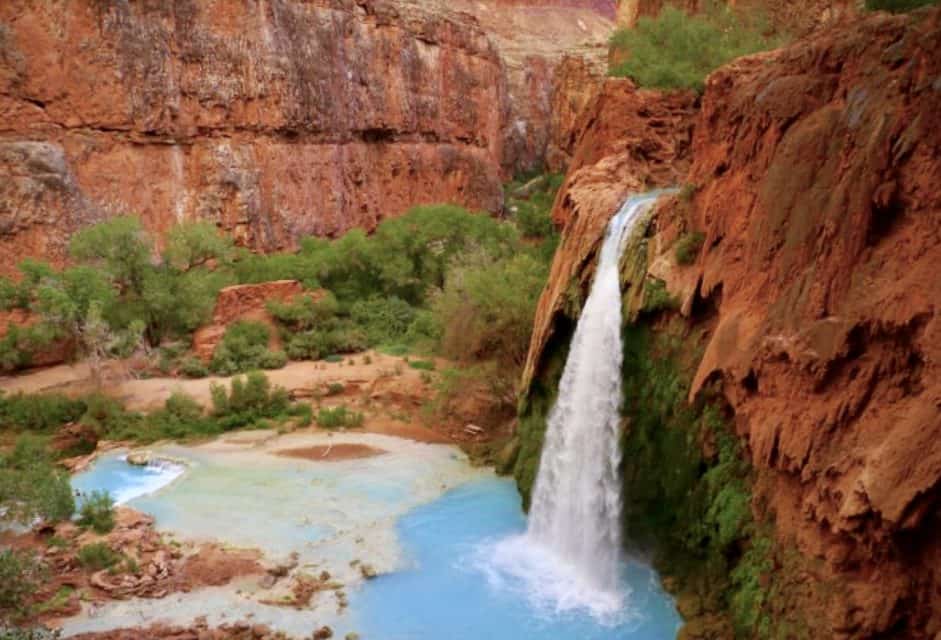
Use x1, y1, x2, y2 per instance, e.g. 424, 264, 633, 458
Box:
354, 478, 681, 640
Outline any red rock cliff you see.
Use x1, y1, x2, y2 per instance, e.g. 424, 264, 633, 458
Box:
678, 9, 941, 636
0, 0, 613, 273
526, 6, 941, 637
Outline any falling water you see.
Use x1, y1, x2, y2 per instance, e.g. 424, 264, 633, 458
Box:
479, 192, 665, 621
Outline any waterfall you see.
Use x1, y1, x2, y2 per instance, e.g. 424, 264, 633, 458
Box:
476, 192, 664, 621
527, 192, 660, 590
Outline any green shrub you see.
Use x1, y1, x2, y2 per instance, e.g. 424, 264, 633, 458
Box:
79, 394, 142, 440
323, 354, 344, 364
210, 321, 272, 375
0, 435, 74, 524
258, 349, 287, 370
210, 372, 290, 430
0, 549, 42, 617
0, 392, 86, 432
609, 5, 783, 92
641, 279, 678, 313
76, 543, 121, 571
267, 293, 339, 331
0, 324, 58, 374
77, 490, 115, 534
326, 383, 345, 396
178, 357, 209, 379
288, 403, 313, 427
674, 231, 705, 265
865, 0, 937, 10
349, 296, 416, 345
432, 250, 547, 376
285, 331, 329, 361
315, 406, 364, 429
408, 359, 436, 371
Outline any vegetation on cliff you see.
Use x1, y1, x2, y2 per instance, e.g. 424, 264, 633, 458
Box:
609, 5, 783, 91
866, 0, 938, 11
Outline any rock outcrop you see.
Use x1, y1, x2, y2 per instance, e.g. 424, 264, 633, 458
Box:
0, 0, 613, 274
524, 6, 941, 637
673, 9, 941, 636
191, 280, 318, 362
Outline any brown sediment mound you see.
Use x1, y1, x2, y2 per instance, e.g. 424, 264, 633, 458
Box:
12, 507, 263, 625
276, 443, 387, 462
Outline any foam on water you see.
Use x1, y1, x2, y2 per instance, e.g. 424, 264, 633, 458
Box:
72, 454, 186, 506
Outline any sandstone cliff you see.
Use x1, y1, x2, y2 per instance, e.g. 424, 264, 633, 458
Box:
522, 7, 941, 637
0, 0, 612, 273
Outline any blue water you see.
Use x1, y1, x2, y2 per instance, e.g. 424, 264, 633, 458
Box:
351, 478, 682, 640
70, 453, 681, 640
71, 454, 185, 506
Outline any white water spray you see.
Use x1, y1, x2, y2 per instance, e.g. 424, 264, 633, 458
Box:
479, 192, 664, 620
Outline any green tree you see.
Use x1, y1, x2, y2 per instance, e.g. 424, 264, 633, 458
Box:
69, 216, 152, 296
163, 221, 234, 271
432, 249, 547, 386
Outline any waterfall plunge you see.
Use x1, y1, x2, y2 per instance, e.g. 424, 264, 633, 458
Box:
478, 192, 663, 621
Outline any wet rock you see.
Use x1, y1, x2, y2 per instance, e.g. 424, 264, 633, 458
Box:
126, 451, 152, 466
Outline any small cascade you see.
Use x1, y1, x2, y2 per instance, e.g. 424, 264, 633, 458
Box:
479, 192, 665, 620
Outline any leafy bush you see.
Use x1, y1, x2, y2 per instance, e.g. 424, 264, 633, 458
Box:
210, 321, 272, 375
432, 250, 547, 376
349, 296, 416, 345
0, 549, 42, 618
642, 279, 678, 313
866, 0, 937, 10
609, 5, 783, 92
285, 330, 329, 361
674, 231, 705, 265
210, 372, 290, 429
0, 392, 86, 432
77, 490, 115, 534
178, 357, 209, 379
0, 435, 74, 524
76, 543, 121, 571
315, 406, 364, 429
258, 349, 288, 370
267, 293, 339, 331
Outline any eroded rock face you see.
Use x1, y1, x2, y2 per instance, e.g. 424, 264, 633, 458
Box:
524, 7, 941, 636
673, 9, 941, 636
520, 79, 697, 392
0, 0, 613, 275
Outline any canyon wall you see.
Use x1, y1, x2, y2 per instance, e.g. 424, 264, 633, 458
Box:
522, 6, 941, 637
0, 0, 612, 274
